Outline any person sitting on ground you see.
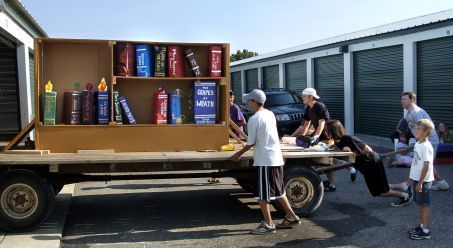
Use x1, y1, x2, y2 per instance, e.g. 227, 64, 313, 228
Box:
389, 133, 413, 168
325, 120, 412, 207
209, 90, 246, 184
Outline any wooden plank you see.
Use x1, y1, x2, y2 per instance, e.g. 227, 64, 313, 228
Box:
228, 129, 243, 145
0, 150, 354, 165
1, 120, 35, 153
4, 150, 50, 155
77, 149, 115, 154
228, 118, 248, 141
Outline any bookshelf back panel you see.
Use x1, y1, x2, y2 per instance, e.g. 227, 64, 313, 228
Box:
39, 42, 113, 124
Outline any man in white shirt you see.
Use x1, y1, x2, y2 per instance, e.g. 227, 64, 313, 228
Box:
401, 92, 449, 190
231, 89, 300, 235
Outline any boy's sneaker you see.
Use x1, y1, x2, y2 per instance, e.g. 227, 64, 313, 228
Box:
323, 180, 337, 192
408, 225, 422, 235
350, 170, 358, 183
390, 196, 412, 207
410, 229, 431, 240
276, 216, 301, 229
432, 179, 450, 191
250, 221, 276, 235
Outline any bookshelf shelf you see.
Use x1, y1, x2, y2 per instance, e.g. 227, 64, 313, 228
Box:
35, 38, 230, 153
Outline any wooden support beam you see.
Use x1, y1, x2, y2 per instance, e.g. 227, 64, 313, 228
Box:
1, 119, 35, 153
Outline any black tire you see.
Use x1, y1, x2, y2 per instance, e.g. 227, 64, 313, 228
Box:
0, 170, 55, 232
272, 165, 324, 217
51, 184, 64, 195
236, 177, 257, 193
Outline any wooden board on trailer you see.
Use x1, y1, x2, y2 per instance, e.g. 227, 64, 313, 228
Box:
0, 149, 354, 165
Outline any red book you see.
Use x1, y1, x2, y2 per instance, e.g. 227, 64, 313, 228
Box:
153, 87, 168, 124
209, 46, 222, 77
167, 46, 184, 77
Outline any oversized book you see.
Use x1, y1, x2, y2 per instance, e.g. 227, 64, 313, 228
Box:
43, 81, 56, 125
81, 84, 95, 125
208, 46, 222, 77
97, 78, 109, 125
185, 48, 202, 77
113, 91, 123, 124
64, 91, 82, 125
154, 46, 167, 77
119, 96, 136, 124
194, 81, 216, 124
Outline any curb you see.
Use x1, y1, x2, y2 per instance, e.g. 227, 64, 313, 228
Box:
0, 184, 75, 248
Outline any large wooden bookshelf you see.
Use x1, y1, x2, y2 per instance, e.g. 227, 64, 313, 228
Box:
34, 38, 230, 153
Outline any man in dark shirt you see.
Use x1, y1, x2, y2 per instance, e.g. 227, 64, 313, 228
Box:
290, 88, 330, 143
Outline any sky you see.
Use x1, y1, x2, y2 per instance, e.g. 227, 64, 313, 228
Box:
21, 0, 453, 55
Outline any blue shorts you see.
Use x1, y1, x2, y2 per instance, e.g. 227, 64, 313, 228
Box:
412, 180, 432, 206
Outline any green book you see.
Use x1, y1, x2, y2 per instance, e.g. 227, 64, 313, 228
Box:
44, 91, 57, 125
113, 91, 123, 124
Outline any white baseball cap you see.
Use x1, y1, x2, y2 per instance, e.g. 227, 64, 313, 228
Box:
302, 88, 320, 99
242, 89, 266, 104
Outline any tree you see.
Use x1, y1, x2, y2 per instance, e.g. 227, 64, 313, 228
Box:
230, 49, 259, 62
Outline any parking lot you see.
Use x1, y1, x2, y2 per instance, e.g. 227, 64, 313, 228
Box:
61, 165, 453, 248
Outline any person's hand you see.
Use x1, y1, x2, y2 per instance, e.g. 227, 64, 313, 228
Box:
416, 182, 423, 193
230, 153, 242, 162
343, 147, 352, 152
310, 135, 319, 143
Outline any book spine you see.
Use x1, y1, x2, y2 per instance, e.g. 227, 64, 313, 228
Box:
119, 96, 136, 124
153, 89, 168, 124
64, 92, 82, 125
81, 90, 94, 125
113, 91, 123, 124
209, 46, 222, 77
168, 46, 184, 77
185, 48, 202, 77
168, 91, 182, 124
194, 81, 217, 124
154, 46, 167, 77
97, 91, 110, 125
43, 91, 57, 125
115, 42, 135, 76
136, 44, 152, 77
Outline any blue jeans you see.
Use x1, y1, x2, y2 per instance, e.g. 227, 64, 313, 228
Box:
412, 180, 432, 206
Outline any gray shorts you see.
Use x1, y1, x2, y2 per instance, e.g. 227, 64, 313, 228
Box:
412, 180, 432, 206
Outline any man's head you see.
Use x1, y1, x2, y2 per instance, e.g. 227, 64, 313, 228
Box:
242, 89, 266, 112
301, 88, 320, 105
401, 92, 416, 110
229, 90, 234, 105
414, 119, 434, 140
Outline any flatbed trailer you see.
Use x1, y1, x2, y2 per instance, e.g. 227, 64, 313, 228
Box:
0, 147, 354, 232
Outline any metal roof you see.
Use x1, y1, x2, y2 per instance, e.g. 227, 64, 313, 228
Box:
0, 0, 48, 38
231, 8, 453, 66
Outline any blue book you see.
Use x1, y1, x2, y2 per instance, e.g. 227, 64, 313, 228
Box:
136, 44, 153, 77
119, 96, 137, 124
194, 81, 217, 124
97, 91, 109, 125
168, 90, 182, 124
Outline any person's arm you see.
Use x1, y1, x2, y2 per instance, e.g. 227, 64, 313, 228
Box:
236, 107, 247, 127
315, 119, 326, 136
416, 161, 430, 192
230, 144, 253, 162
237, 119, 246, 127
360, 145, 373, 155
291, 121, 310, 137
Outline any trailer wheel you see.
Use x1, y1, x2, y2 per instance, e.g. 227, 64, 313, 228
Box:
236, 177, 257, 193
0, 170, 55, 232
272, 165, 324, 217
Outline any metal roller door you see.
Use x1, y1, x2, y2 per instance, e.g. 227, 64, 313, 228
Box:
417, 36, 453, 126
354, 45, 403, 137
314, 55, 344, 124
262, 65, 279, 89
29, 52, 35, 115
0, 41, 20, 141
245, 68, 258, 93
231, 71, 242, 104
285, 60, 307, 94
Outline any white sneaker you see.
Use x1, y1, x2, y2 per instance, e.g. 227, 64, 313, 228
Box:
432, 180, 450, 191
